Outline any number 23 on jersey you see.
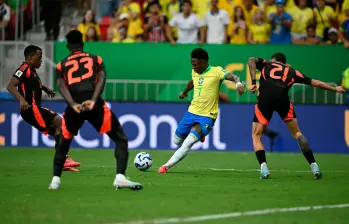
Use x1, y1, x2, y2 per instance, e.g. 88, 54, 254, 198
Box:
65, 57, 94, 85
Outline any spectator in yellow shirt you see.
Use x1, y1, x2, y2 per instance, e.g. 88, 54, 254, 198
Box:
118, 0, 142, 31
77, 10, 101, 42
240, 0, 258, 25
191, 0, 211, 20
108, 13, 144, 43
264, 0, 276, 20
229, 6, 248, 43
218, 0, 243, 17
289, 0, 313, 40
248, 9, 270, 43
164, 0, 180, 19
314, 0, 337, 40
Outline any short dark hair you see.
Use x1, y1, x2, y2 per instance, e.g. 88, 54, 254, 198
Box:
65, 30, 83, 46
24, 45, 42, 58
306, 24, 315, 31
182, 0, 193, 7
271, 52, 286, 64
191, 48, 209, 61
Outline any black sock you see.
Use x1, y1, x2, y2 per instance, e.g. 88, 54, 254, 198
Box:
53, 137, 71, 177
303, 150, 316, 165
297, 135, 316, 165
54, 134, 60, 151
115, 141, 129, 175
255, 150, 267, 165
54, 134, 68, 158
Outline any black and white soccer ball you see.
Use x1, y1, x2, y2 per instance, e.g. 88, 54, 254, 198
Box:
134, 152, 152, 171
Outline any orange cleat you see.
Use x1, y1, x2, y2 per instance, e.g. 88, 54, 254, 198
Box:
200, 136, 205, 143
158, 165, 168, 173
64, 157, 81, 168
63, 167, 79, 172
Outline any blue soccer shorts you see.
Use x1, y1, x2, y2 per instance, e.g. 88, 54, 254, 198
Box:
175, 111, 215, 140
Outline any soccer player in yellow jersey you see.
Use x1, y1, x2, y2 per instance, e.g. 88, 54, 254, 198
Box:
158, 48, 245, 173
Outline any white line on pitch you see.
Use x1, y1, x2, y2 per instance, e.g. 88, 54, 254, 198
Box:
80, 165, 349, 173
109, 203, 349, 224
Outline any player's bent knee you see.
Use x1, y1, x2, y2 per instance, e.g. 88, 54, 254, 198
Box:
252, 132, 263, 141
173, 135, 184, 145
296, 135, 310, 152
292, 131, 302, 139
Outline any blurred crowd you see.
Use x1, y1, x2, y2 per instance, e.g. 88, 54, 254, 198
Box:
0, 0, 349, 47
74, 0, 349, 47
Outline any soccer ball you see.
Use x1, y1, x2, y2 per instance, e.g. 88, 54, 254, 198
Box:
134, 152, 152, 171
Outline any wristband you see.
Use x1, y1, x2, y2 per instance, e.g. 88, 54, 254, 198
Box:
236, 82, 243, 87
252, 80, 256, 85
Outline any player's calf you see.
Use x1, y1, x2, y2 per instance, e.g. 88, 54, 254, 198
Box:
296, 134, 322, 179
252, 122, 270, 179
160, 131, 200, 172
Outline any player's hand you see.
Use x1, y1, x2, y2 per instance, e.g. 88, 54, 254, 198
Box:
335, 86, 346, 94
20, 99, 30, 112
250, 84, 257, 94
179, 92, 187, 99
44, 88, 56, 98
237, 84, 245, 95
71, 103, 82, 113
82, 100, 96, 111
170, 40, 176, 46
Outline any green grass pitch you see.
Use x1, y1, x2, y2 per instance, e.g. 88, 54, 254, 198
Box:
1, 148, 349, 224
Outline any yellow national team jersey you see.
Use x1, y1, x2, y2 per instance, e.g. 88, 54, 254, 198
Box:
289, 7, 313, 34
314, 6, 336, 38
265, 5, 276, 19
188, 66, 229, 119
249, 23, 270, 42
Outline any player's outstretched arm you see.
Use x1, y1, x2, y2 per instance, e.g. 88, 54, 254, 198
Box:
310, 79, 345, 93
248, 57, 261, 93
248, 57, 258, 84
225, 73, 245, 95
7, 77, 29, 111
179, 80, 193, 99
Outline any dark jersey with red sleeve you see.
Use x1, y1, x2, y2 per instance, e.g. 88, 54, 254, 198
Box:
255, 58, 312, 99
56, 50, 106, 103
12, 62, 43, 105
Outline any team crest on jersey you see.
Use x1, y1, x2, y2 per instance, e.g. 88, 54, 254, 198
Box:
198, 78, 204, 85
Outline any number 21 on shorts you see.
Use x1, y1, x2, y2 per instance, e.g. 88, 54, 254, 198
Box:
65, 57, 93, 85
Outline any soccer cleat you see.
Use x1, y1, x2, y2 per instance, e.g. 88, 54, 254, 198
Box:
113, 174, 143, 191
200, 137, 205, 143
48, 177, 60, 190
260, 167, 270, 179
158, 165, 168, 173
63, 167, 79, 172
311, 165, 323, 180
64, 157, 81, 168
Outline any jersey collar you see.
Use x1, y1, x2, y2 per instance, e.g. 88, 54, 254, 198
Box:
201, 65, 212, 74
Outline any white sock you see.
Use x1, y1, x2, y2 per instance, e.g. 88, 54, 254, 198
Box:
165, 133, 199, 168
116, 174, 126, 180
261, 162, 267, 170
52, 176, 60, 183
310, 162, 318, 169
